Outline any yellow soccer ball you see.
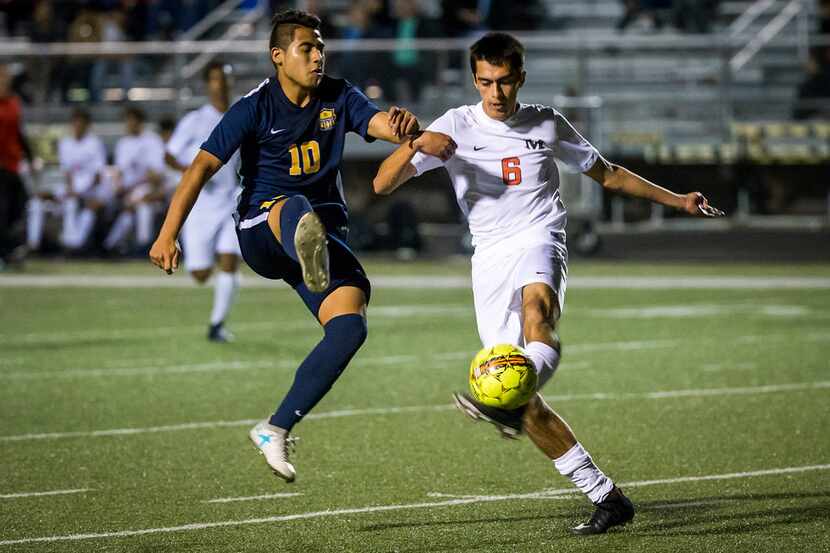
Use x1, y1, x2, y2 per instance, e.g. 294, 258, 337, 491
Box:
469, 344, 537, 410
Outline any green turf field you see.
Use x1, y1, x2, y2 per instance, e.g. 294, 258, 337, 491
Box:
1, 260, 829, 552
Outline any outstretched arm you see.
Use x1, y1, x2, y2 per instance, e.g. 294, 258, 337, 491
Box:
367, 106, 421, 144
584, 157, 725, 216
373, 131, 457, 195
149, 150, 222, 273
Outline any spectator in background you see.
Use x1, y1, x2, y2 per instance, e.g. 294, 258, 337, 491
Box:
29, 0, 65, 105
442, 0, 485, 37
0, 63, 33, 269
0, 0, 30, 37
90, 5, 135, 102
103, 106, 165, 255
51, 108, 109, 253
387, 0, 441, 104
60, 6, 101, 103
794, 46, 830, 120
617, 0, 672, 32
673, 0, 720, 33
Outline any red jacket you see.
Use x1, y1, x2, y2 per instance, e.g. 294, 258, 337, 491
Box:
0, 95, 24, 173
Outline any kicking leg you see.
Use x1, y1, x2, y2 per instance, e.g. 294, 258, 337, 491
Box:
267, 195, 329, 292
251, 286, 367, 482
521, 283, 634, 534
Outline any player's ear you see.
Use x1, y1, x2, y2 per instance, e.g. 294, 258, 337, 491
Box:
271, 47, 283, 68
518, 70, 526, 89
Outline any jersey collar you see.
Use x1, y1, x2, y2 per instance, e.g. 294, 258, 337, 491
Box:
473, 101, 526, 129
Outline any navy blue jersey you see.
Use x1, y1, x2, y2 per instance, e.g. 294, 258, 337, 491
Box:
201, 75, 381, 215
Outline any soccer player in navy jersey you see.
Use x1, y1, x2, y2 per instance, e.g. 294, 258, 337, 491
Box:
149, 9, 454, 482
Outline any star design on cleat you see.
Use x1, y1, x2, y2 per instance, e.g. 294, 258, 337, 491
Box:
257, 433, 272, 447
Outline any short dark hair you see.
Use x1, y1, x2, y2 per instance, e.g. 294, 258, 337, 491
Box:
70, 107, 91, 123
202, 60, 228, 81
269, 9, 321, 50
158, 116, 176, 134
469, 32, 525, 75
124, 106, 145, 122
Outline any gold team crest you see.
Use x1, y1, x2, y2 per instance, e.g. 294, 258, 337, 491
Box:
319, 108, 336, 131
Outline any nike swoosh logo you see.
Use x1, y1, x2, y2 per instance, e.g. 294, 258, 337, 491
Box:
473, 146, 486, 151
270, 128, 286, 135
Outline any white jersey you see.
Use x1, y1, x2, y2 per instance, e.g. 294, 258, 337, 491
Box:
166, 104, 240, 213
411, 102, 598, 249
114, 130, 165, 190
58, 133, 107, 195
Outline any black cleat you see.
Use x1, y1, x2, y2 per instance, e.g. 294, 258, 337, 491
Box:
571, 487, 635, 535
208, 322, 235, 343
452, 391, 526, 439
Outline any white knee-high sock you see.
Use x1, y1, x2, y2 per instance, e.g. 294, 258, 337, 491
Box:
525, 341, 560, 389
554, 442, 615, 504
135, 203, 154, 246
104, 211, 134, 250
61, 197, 79, 247
210, 271, 240, 325
70, 208, 96, 249
27, 198, 45, 250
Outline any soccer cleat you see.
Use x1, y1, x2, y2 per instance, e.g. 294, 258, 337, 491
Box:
452, 391, 525, 439
249, 420, 297, 482
294, 211, 329, 293
207, 323, 235, 343
571, 487, 635, 535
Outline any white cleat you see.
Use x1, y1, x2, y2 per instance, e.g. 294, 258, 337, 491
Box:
294, 211, 329, 293
249, 420, 297, 483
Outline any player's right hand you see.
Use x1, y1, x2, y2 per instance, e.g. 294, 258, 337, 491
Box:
149, 236, 181, 275
413, 131, 457, 161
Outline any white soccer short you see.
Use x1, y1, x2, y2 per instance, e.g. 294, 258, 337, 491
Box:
181, 207, 241, 271
471, 238, 568, 348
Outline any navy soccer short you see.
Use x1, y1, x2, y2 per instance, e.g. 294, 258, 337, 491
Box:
236, 199, 371, 317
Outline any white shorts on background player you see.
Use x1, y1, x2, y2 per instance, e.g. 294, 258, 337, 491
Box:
166, 104, 242, 271
411, 102, 599, 347
57, 133, 110, 202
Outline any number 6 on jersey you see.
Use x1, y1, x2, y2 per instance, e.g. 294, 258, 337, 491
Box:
501, 157, 522, 186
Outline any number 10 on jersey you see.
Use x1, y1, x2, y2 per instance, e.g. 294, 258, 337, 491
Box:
289, 141, 321, 176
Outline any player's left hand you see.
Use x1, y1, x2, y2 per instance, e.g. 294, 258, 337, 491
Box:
684, 192, 725, 217
387, 106, 420, 139
149, 236, 181, 275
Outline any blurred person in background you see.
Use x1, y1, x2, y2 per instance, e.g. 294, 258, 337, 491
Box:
90, 5, 134, 102
27, 108, 108, 253
794, 46, 830, 120
0, 62, 34, 269
29, 0, 66, 105
103, 106, 165, 254
616, 0, 672, 32
164, 61, 242, 343
59, 6, 101, 103
386, 0, 441, 104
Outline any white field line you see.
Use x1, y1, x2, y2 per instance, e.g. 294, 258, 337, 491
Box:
1, 464, 828, 547
204, 493, 303, 504
5, 331, 827, 381
3, 274, 830, 289
0, 305, 471, 346
1, 380, 827, 443
0, 488, 93, 500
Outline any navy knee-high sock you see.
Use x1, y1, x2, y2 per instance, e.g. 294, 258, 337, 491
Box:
270, 314, 367, 431
279, 195, 313, 263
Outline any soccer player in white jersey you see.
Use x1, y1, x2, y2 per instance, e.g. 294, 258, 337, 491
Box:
373, 32, 724, 535
103, 107, 166, 253
27, 108, 108, 252
164, 62, 242, 342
